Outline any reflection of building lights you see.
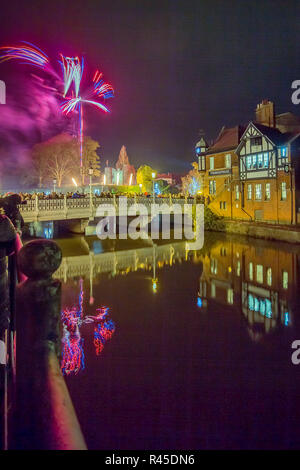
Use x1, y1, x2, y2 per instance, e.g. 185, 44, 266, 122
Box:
284, 312, 289, 326
197, 296, 202, 308
152, 278, 158, 293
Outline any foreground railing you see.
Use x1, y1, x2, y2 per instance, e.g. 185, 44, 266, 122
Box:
0, 215, 18, 450
12, 240, 87, 450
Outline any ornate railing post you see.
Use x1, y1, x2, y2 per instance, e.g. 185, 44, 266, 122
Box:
14, 239, 87, 450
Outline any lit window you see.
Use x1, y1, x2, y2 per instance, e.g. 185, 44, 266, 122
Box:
247, 184, 252, 200
255, 184, 262, 200
265, 183, 271, 200
210, 157, 214, 170
249, 262, 253, 281
281, 147, 287, 158
252, 155, 257, 168
227, 288, 234, 304
209, 180, 216, 195
235, 185, 240, 200
256, 265, 263, 283
283, 271, 288, 289
263, 152, 269, 168
199, 155, 206, 171
281, 182, 287, 200
258, 153, 263, 168
225, 154, 231, 168
246, 155, 252, 169
267, 268, 272, 286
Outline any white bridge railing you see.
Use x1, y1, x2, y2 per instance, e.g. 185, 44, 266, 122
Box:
19, 196, 195, 223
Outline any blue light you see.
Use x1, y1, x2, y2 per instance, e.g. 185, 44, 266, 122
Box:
284, 312, 289, 326
197, 297, 202, 308
196, 147, 201, 155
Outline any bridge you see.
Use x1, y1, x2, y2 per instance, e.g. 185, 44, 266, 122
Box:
19, 196, 196, 223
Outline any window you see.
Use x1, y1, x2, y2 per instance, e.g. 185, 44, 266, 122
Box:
255, 184, 262, 200
247, 184, 252, 200
219, 201, 227, 210
258, 153, 263, 168
263, 152, 269, 168
210, 157, 214, 170
252, 155, 257, 169
256, 265, 263, 283
251, 136, 262, 147
267, 268, 272, 286
227, 288, 234, 304
283, 271, 288, 290
246, 155, 252, 169
199, 155, 205, 171
265, 183, 271, 200
281, 182, 287, 200
249, 262, 253, 281
209, 180, 216, 195
235, 185, 240, 200
281, 147, 287, 158
225, 153, 231, 168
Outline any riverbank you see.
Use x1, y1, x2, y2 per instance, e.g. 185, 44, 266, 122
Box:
214, 219, 300, 244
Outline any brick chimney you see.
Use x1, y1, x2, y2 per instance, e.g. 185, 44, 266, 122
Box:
255, 100, 275, 127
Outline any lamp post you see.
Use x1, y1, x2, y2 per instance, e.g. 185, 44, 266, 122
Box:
152, 172, 156, 203
53, 179, 57, 194
88, 168, 93, 202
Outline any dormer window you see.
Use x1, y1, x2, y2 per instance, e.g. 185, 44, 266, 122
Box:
251, 136, 262, 147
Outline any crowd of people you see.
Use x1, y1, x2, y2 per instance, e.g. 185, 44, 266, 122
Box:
1, 190, 202, 202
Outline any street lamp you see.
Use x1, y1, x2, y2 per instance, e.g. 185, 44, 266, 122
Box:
89, 168, 93, 201
53, 178, 57, 193
152, 172, 156, 203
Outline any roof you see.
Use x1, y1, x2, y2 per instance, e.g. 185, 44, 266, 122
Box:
206, 125, 245, 154
252, 122, 290, 145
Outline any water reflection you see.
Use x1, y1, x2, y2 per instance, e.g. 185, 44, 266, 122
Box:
198, 236, 297, 341
55, 234, 300, 449
61, 278, 115, 375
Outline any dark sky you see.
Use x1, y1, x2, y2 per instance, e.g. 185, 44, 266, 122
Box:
1, 0, 300, 173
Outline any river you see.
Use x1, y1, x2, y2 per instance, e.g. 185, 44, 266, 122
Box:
53, 232, 300, 450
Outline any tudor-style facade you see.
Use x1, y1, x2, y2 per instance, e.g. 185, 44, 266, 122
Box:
192, 101, 300, 224
236, 122, 300, 224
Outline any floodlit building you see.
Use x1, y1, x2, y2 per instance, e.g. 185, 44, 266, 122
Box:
196, 100, 300, 224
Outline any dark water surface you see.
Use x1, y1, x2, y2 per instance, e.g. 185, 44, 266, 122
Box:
55, 233, 300, 450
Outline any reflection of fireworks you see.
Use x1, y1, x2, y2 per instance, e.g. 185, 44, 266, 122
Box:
94, 319, 116, 356
61, 328, 85, 376
61, 279, 115, 374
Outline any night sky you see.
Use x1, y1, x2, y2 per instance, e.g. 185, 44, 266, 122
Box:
0, 0, 300, 173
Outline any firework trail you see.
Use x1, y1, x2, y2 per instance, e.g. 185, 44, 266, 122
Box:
0, 41, 114, 181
